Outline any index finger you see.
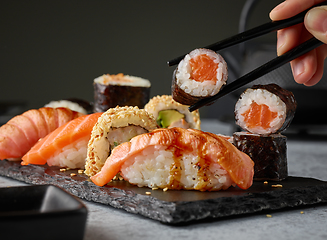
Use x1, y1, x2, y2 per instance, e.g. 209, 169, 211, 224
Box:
270, 0, 326, 21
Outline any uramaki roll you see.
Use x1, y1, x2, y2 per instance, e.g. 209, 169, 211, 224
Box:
172, 48, 228, 105
93, 73, 151, 112
84, 106, 158, 177
235, 84, 297, 135
144, 95, 201, 130
233, 131, 288, 181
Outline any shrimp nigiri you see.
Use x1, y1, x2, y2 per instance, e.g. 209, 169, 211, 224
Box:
21, 112, 103, 169
91, 128, 254, 191
0, 107, 84, 160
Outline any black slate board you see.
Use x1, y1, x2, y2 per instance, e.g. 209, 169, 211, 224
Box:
1, 160, 327, 224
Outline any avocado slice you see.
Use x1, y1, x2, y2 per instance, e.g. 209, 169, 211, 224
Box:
157, 109, 185, 128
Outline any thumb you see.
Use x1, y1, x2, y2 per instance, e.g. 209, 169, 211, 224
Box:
305, 6, 327, 44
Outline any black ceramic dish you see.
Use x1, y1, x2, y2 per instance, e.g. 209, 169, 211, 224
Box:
0, 185, 87, 240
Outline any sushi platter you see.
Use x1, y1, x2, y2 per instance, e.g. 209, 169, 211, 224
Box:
1, 159, 327, 224
0, 45, 326, 224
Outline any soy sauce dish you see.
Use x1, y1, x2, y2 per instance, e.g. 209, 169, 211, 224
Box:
0, 185, 87, 240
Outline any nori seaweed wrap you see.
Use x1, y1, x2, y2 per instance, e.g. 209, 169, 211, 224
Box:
235, 84, 297, 135
93, 73, 151, 112
233, 132, 288, 181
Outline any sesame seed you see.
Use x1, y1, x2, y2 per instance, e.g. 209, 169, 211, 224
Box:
145, 192, 151, 195
70, 173, 77, 177
163, 187, 168, 192
266, 214, 272, 218
264, 181, 268, 184
60, 168, 66, 172
78, 170, 84, 174
300, 211, 304, 214
271, 184, 283, 188
152, 187, 158, 190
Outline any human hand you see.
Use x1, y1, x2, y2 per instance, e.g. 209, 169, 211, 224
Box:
270, 0, 327, 86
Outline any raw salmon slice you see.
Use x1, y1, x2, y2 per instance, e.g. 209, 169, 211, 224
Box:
0, 107, 83, 160
189, 54, 218, 83
242, 102, 278, 129
21, 112, 102, 166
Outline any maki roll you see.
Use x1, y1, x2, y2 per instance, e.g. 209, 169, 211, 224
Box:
172, 48, 228, 105
233, 132, 287, 181
235, 84, 297, 135
144, 95, 201, 129
93, 73, 151, 112
84, 106, 158, 177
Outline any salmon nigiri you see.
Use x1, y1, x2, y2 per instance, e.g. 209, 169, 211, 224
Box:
22, 112, 103, 169
0, 107, 84, 160
91, 127, 254, 191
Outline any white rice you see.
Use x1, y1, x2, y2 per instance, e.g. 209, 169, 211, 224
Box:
175, 48, 228, 97
94, 74, 151, 87
45, 100, 88, 114
120, 145, 234, 191
235, 88, 287, 134
47, 137, 89, 169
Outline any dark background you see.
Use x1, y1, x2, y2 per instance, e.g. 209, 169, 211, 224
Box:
1, 0, 282, 119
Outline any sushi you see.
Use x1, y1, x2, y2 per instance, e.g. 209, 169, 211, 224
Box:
44, 98, 93, 114
21, 112, 103, 169
172, 48, 228, 105
93, 73, 151, 112
0, 107, 83, 160
90, 128, 254, 191
235, 84, 297, 135
85, 106, 158, 177
233, 132, 288, 181
144, 95, 201, 129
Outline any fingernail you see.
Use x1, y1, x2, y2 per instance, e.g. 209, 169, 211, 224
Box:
270, 1, 287, 20
292, 61, 305, 77
272, 1, 286, 11
306, 7, 327, 33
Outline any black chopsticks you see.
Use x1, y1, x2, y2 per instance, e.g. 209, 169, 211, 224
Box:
167, 1, 327, 112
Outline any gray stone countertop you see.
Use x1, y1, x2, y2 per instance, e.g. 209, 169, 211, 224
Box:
1, 119, 327, 240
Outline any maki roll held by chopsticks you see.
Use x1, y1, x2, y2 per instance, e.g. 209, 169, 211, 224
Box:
172, 48, 228, 105
235, 84, 297, 135
144, 95, 201, 129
